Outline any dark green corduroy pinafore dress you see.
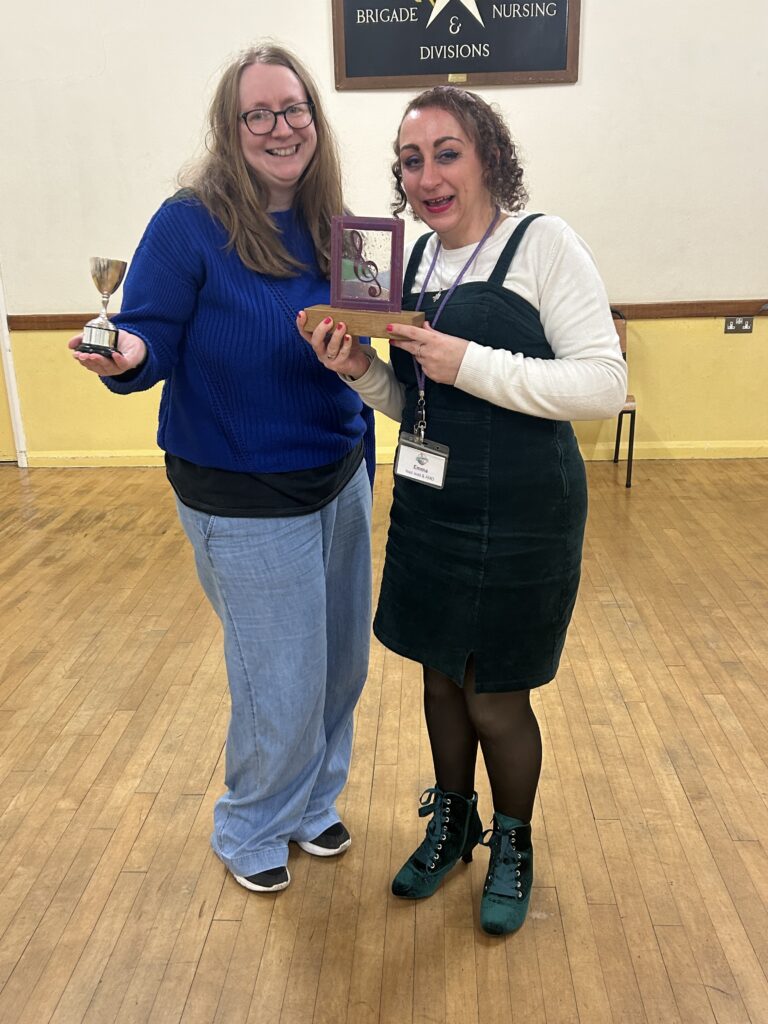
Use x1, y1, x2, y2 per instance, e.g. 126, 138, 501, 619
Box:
373, 215, 588, 693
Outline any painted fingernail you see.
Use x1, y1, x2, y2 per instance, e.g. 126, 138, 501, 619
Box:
344, 334, 351, 343
336, 322, 345, 331
386, 324, 394, 332
324, 317, 333, 324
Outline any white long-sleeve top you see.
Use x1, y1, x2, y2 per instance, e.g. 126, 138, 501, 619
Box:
342, 212, 627, 423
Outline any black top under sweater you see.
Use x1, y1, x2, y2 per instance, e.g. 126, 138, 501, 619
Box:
166, 441, 363, 518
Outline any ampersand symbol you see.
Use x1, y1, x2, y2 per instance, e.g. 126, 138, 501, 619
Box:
349, 230, 382, 298
449, 15, 461, 33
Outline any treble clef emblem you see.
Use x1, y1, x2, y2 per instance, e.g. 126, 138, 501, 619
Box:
349, 230, 382, 298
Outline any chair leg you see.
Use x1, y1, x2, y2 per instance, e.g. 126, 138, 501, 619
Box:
625, 410, 636, 488
613, 413, 624, 463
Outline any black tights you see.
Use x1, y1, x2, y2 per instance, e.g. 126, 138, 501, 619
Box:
423, 659, 542, 823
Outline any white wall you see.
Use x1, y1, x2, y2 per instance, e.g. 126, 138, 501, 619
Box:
1, 0, 766, 313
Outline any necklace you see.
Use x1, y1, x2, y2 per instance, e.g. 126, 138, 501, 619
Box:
417, 206, 501, 319
431, 248, 444, 302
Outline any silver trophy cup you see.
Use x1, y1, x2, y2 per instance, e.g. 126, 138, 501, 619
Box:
77, 257, 127, 356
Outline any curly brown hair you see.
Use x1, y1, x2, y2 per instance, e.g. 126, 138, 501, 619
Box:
181, 44, 343, 278
391, 86, 528, 218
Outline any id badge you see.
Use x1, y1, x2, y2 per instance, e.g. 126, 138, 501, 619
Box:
394, 432, 450, 489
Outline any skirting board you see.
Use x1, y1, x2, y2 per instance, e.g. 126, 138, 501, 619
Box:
578, 440, 768, 461
26, 451, 166, 468
377, 440, 768, 465
17, 441, 768, 468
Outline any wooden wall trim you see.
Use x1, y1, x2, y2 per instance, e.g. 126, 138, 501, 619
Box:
609, 299, 768, 320
6, 299, 768, 332
7, 314, 91, 331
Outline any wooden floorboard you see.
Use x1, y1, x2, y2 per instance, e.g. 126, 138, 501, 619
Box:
0, 458, 767, 1022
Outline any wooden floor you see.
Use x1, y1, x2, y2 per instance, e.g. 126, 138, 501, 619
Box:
1, 459, 767, 1023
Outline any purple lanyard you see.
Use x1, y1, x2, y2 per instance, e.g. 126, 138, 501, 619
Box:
410, 206, 500, 436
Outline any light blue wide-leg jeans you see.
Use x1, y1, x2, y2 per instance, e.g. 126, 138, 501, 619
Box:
176, 461, 371, 877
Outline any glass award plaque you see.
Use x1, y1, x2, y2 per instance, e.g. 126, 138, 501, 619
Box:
303, 216, 424, 338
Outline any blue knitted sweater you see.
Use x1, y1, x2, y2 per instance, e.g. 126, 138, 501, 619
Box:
105, 195, 375, 484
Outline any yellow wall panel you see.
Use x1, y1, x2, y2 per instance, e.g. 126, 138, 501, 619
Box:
575, 318, 768, 460
377, 319, 768, 463
7, 319, 768, 468
370, 338, 400, 462
0, 353, 15, 460
11, 331, 163, 467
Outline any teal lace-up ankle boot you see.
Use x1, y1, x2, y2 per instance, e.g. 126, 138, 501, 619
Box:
391, 787, 483, 899
480, 812, 533, 935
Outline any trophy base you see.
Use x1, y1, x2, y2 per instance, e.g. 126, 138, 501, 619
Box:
77, 322, 118, 358
303, 305, 425, 340
75, 342, 116, 358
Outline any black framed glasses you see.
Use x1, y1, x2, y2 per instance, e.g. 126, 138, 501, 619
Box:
240, 100, 315, 136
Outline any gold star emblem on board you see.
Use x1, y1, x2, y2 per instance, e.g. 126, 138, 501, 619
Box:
425, 0, 486, 28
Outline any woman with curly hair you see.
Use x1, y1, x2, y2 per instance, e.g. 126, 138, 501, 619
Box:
70, 44, 375, 894
301, 86, 625, 935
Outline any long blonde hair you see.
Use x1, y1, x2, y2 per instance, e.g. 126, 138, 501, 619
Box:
183, 44, 343, 278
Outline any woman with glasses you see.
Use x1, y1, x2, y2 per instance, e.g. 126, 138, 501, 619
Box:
301, 86, 626, 935
69, 44, 374, 894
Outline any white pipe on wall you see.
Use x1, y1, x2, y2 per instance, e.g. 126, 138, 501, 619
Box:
0, 263, 28, 468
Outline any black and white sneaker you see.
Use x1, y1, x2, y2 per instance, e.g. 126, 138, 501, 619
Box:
298, 822, 351, 857
233, 866, 290, 892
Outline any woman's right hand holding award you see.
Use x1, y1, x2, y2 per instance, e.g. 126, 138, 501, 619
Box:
296, 311, 372, 379
69, 327, 147, 377
69, 257, 147, 376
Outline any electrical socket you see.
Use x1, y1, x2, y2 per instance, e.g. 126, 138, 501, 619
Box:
724, 316, 753, 333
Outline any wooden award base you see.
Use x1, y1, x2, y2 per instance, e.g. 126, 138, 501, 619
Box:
303, 305, 425, 340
